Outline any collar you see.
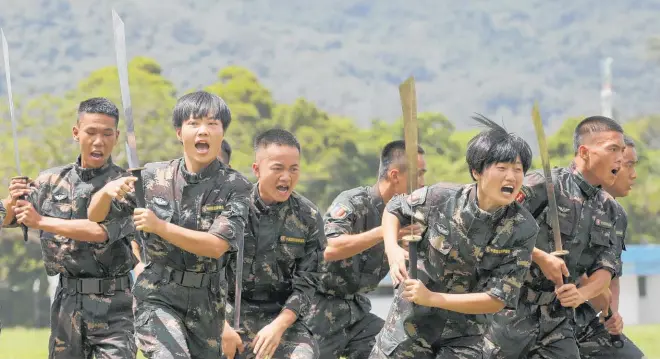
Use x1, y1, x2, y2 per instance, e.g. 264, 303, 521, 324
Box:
74, 156, 114, 182
569, 162, 601, 199
466, 183, 508, 225
178, 158, 222, 184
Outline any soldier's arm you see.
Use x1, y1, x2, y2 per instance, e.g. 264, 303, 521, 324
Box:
277, 208, 327, 328
323, 197, 382, 262
425, 225, 539, 314
574, 215, 621, 303
156, 181, 250, 258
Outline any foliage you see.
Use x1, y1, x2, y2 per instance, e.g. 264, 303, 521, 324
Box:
1, 59, 659, 326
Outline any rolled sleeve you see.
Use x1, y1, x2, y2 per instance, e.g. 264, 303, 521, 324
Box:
208, 184, 250, 253
485, 231, 537, 309
323, 198, 356, 238
386, 195, 412, 226
99, 215, 135, 245
284, 209, 326, 318
587, 245, 619, 278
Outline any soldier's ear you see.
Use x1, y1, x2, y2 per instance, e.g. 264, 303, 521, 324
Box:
72, 125, 79, 142
472, 169, 481, 182
389, 168, 400, 184
578, 145, 589, 161
252, 162, 259, 178
175, 128, 183, 144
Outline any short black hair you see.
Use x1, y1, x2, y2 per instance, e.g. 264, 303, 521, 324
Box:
220, 139, 232, 165
78, 97, 119, 126
378, 140, 425, 180
573, 116, 624, 154
254, 128, 301, 153
466, 114, 533, 181
624, 135, 635, 148
172, 91, 232, 130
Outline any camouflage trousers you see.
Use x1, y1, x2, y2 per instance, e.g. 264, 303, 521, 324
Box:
305, 293, 384, 359
132, 266, 225, 359
367, 291, 497, 359
369, 332, 497, 359
487, 302, 580, 359
224, 299, 319, 359
48, 278, 136, 359
575, 305, 645, 359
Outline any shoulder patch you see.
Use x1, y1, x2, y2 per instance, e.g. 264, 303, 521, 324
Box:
516, 186, 533, 204
407, 186, 429, 206
329, 203, 350, 219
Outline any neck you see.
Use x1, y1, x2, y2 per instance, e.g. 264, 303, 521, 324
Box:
476, 184, 500, 213
377, 180, 397, 203
79, 157, 105, 170
183, 155, 211, 174
257, 185, 276, 205
573, 157, 600, 186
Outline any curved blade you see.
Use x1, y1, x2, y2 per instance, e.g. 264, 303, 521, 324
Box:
112, 9, 140, 169
2, 29, 21, 175
531, 103, 563, 253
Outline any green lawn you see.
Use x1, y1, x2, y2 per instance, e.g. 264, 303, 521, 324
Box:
1, 325, 659, 358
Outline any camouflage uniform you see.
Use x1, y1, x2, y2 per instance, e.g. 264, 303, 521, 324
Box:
487, 166, 623, 359
108, 158, 251, 359
6, 157, 138, 359
224, 185, 326, 359
575, 203, 645, 359
369, 183, 539, 359
304, 185, 388, 359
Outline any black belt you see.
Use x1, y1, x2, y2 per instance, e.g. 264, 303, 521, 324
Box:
151, 263, 217, 288
522, 287, 556, 305
59, 275, 132, 295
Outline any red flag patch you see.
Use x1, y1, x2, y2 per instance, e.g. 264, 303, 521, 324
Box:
330, 203, 349, 219
515, 191, 526, 203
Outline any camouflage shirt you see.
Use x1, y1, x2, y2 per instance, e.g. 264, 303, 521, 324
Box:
9, 157, 137, 277
385, 183, 538, 343
316, 185, 388, 297
110, 158, 251, 272
226, 185, 326, 318
516, 165, 623, 294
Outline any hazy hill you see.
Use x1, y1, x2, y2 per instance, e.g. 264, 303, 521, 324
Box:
2, 0, 660, 143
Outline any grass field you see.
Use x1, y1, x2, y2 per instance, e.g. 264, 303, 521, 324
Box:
1, 325, 659, 358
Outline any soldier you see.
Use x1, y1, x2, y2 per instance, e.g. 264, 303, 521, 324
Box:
576, 135, 645, 359
222, 129, 326, 359
130, 138, 233, 281
305, 140, 427, 359
487, 116, 626, 358
87, 91, 252, 359
369, 115, 539, 358
0, 98, 137, 358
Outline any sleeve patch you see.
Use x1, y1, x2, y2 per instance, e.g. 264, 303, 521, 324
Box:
407, 186, 428, 206
329, 203, 350, 219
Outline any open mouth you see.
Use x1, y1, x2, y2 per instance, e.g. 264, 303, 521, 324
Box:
276, 185, 290, 194
501, 185, 514, 194
195, 141, 210, 154
90, 151, 104, 159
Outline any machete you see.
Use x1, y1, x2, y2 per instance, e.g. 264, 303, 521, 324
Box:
112, 10, 148, 264
399, 76, 421, 279
532, 103, 576, 322
2, 29, 28, 242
